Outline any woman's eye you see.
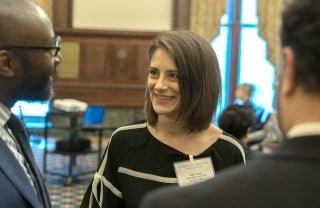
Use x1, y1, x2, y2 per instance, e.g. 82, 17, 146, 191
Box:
169, 73, 179, 79
149, 69, 154, 74
149, 69, 158, 77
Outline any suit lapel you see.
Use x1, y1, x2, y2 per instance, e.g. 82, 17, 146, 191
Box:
0, 139, 41, 207
19, 133, 51, 208
7, 114, 51, 208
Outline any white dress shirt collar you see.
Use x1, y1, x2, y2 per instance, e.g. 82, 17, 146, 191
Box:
287, 122, 320, 139
0, 102, 11, 127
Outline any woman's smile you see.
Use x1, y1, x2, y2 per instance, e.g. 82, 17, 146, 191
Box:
148, 48, 181, 116
154, 93, 174, 101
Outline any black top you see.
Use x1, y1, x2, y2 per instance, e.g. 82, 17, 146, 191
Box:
81, 122, 245, 208
139, 136, 320, 208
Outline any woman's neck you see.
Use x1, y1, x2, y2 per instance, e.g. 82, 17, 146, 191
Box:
147, 117, 222, 155
154, 116, 187, 136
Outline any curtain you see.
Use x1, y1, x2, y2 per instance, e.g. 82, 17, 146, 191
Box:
190, 0, 227, 42
258, 0, 284, 71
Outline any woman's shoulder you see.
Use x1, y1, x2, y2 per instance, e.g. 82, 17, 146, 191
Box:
218, 132, 242, 146
111, 121, 148, 139
216, 132, 245, 156
107, 120, 152, 148
206, 125, 244, 153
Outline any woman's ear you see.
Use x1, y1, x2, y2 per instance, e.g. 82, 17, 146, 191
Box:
281, 46, 296, 96
0, 50, 15, 77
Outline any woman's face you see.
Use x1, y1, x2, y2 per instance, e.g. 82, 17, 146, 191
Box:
148, 48, 181, 119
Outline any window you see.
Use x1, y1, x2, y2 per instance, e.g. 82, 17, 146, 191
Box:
11, 100, 50, 128
212, 0, 276, 121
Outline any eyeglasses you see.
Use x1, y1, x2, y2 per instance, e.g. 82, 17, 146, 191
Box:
0, 35, 61, 57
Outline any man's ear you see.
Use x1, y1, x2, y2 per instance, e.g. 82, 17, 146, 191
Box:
0, 50, 15, 77
281, 46, 296, 95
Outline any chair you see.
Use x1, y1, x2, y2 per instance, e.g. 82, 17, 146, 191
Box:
83, 105, 106, 126
43, 105, 115, 185
81, 105, 115, 159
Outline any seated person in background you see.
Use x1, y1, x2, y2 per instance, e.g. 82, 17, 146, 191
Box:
218, 104, 264, 161
249, 111, 284, 153
234, 83, 266, 131
80, 30, 245, 208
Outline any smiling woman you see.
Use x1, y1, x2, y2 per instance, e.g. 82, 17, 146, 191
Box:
146, 31, 222, 132
147, 48, 180, 119
80, 30, 246, 208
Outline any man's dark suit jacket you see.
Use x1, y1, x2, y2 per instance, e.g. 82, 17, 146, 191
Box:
140, 136, 320, 208
0, 114, 51, 208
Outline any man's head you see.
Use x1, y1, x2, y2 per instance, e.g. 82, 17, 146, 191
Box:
278, 0, 320, 135
218, 104, 254, 142
0, 0, 61, 108
234, 83, 254, 104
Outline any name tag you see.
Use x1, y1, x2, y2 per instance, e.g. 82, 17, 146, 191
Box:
174, 156, 215, 187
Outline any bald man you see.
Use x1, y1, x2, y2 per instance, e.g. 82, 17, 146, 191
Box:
0, 0, 61, 207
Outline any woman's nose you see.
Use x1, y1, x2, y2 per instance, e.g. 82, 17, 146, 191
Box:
155, 76, 168, 90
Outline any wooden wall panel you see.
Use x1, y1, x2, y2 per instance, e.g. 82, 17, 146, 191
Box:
53, 0, 72, 28
54, 29, 157, 107
54, 83, 145, 107
172, 0, 191, 29
52, 0, 190, 108
80, 44, 109, 80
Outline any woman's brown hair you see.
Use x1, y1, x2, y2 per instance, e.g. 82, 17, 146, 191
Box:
145, 30, 221, 132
